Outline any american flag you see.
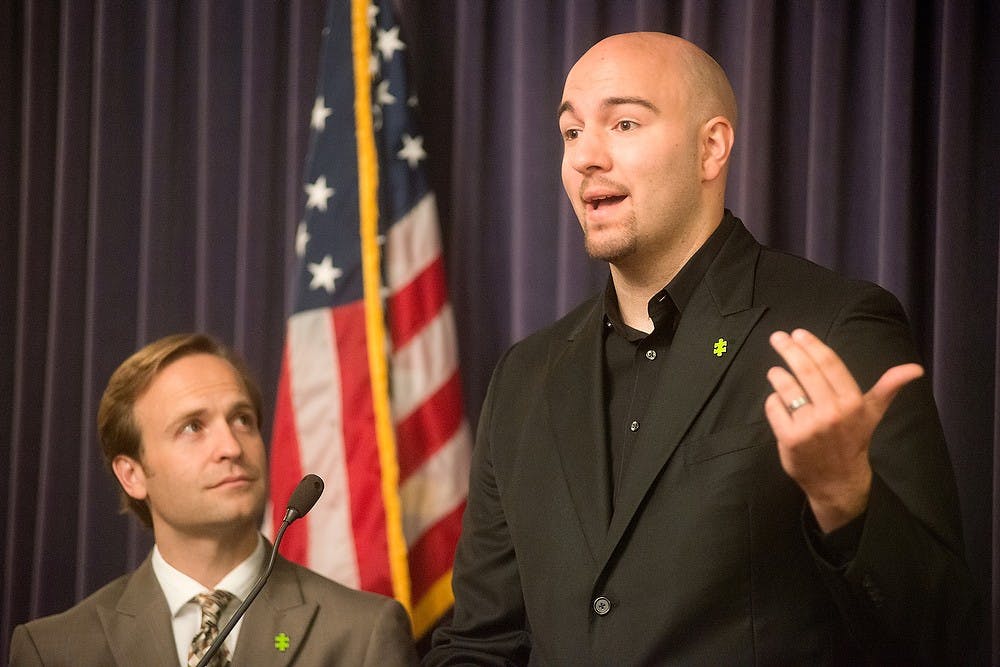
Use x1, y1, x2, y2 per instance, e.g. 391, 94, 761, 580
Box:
268, 0, 471, 637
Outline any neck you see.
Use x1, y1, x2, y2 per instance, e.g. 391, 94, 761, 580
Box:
154, 526, 259, 589
610, 206, 723, 331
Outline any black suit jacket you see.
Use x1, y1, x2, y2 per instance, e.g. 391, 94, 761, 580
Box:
10, 552, 419, 666
426, 215, 978, 666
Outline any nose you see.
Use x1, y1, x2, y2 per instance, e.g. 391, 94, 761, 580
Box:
566, 129, 611, 174
213, 425, 245, 460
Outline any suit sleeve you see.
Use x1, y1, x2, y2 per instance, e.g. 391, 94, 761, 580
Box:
806, 283, 982, 663
9, 625, 46, 667
361, 598, 420, 667
424, 346, 532, 666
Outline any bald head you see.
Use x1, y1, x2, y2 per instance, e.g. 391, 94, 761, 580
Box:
568, 32, 738, 132
558, 32, 738, 274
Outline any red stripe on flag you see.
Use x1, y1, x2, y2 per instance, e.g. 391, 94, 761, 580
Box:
395, 370, 464, 482
388, 255, 448, 349
408, 500, 465, 601
270, 346, 307, 563
333, 301, 394, 597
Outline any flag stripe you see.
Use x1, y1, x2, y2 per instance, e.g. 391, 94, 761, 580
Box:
409, 504, 466, 636
385, 193, 444, 291
400, 423, 471, 543
268, 346, 307, 561
395, 370, 464, 482
408, 502, 465, 600
391, 304, 460, 420
286, 308, 361, 587
327, 302, 392, 596
389, 255, 448, 350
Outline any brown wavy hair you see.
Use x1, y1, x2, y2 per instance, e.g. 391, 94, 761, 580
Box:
96, 333, 262, 528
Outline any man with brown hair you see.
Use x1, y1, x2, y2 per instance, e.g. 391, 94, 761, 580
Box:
10, 333, 418, 666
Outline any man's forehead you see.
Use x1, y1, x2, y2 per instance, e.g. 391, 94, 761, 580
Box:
140, 355, 246, 409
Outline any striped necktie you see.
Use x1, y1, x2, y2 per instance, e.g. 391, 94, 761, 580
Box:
187, 589, 234, 667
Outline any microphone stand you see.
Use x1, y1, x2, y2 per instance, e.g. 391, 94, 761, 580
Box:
195, 517, 295, 667
196, 473, 322, 667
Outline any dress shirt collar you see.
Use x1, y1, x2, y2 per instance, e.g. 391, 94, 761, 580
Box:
151, 533, 267, 616
603, 211, 736, 339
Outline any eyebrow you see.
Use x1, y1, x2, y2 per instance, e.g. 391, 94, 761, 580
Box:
557, 96, 660, 120
166, 399, 256, 431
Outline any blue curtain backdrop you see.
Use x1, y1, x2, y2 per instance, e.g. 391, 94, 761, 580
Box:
2, 0, 998, 662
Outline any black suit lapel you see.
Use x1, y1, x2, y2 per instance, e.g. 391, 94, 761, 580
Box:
544, 298, 612, 561
598, 222, 766, 571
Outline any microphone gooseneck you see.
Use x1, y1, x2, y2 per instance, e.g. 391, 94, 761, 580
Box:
195, 474, 325, 667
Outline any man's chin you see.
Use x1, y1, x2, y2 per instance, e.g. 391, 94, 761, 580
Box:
584, 237, 635, 263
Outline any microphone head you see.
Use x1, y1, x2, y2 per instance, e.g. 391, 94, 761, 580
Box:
286, 474, 324, 521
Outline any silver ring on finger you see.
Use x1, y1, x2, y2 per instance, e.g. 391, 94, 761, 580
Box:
787, 395, 810, 413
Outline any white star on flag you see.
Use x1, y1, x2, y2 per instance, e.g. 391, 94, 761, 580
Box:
367, 2, 379, 28
307, 255, 343, 293
376, 26, 406, 61
304, 175, 335, 211
311, 96, 332, 130
295, 221, 311, 257
397, 133, 427, 168
376, 80, 396, 106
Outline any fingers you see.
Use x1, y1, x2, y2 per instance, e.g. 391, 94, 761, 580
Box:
866, 362, 924, 417
763, 389, 796, 437
768, 329, 860, 407
767, 328, 925, 428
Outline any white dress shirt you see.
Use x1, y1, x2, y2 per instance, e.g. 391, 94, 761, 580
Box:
151, 534, 267, 667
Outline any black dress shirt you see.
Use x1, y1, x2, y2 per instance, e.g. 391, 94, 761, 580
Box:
601, 214, 862, 563
602, 216, 734, 510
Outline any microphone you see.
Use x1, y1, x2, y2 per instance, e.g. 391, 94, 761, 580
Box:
196, 474, 324, 667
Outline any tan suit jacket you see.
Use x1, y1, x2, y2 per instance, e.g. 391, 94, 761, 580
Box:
10, 553, 418, 666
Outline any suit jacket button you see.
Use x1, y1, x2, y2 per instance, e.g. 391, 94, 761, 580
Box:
593, 596, 612, 615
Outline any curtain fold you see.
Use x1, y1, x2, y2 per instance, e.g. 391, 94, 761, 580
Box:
2, 0, 997, 662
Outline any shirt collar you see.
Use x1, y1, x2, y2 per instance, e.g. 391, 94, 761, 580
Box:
603, 211, 736, 338
151, 533, 267, 618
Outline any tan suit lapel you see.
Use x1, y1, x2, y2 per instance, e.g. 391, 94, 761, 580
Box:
598, 223, 766, 572
231, 555, 318, 666
545, 298, 612, 561
97, 556, 178, 667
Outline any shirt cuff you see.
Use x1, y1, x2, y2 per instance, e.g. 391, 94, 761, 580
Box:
803, 504, 866, 569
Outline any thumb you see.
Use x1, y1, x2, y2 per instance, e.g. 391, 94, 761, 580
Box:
865, 362, 924, 418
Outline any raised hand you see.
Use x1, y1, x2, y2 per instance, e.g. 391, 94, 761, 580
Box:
764, 328, 924, 532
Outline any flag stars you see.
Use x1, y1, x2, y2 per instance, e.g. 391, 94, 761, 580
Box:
376, 80, 396, 106
367, 2, 379, 29
295, 222, 310, 258
397, 134, 427, 168
376, 26, 406, 61
305, 175, 334, 211
311, 96, 332, 130
307, 255, 343, 293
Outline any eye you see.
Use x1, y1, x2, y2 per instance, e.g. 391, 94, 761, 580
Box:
616, 120, 637, 132
181, 420, 203, 435
562, 127, 581, 141
233, 412, 258, 431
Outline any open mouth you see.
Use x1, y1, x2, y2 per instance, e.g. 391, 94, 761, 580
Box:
588, 195, 626, 210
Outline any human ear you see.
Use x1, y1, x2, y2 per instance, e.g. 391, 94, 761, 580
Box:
112, 455, 149, 501
700, 116, 734, 181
